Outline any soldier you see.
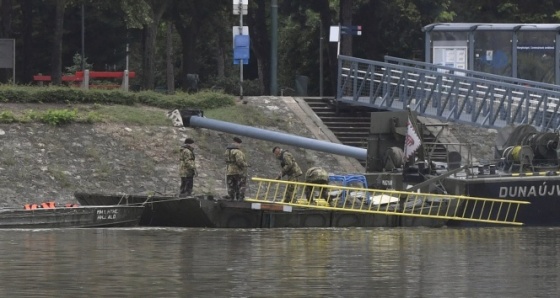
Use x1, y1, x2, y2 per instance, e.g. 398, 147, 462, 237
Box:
179, 138, 196, 197
272, 146, 303, 203
304, 166, 330, 201
225, 137, 248, 201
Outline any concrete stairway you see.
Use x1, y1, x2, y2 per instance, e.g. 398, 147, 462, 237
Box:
303, 98, 375, 149
302, 97, 454, 164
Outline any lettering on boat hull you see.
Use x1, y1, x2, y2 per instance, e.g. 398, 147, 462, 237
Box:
499, 183, 560, 199
96, 208, 119, 220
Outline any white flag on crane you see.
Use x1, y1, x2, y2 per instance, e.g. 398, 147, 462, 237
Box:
404, 117, 421, 161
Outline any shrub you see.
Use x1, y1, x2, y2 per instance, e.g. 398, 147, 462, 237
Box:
0, 111, 16, 123
40, 109, 77, 125
0, 85, 237, 110
204, 76, 263, 96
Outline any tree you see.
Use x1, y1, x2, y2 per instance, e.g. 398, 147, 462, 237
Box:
246, 1, 271, 94
50, 0, 66, 85
339, 0, 353, 56
142, 0, 169, 90
173, 0, 231, 90
1, 0, 13, 38
20, 0, 34, 83
166, 21, 174, 94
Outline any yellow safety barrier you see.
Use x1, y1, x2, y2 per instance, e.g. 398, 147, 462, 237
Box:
246, 177, 531, 226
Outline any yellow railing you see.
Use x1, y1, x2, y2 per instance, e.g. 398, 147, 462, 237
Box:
246, 177, 531, 226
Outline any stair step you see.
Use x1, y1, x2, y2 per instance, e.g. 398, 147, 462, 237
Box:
330, 128, 369, 134
303, 98, 450, 164
340, 142, 368, 148
325, 123, 371, 128
337, 138, 369, 145
320, 117, 371, 122
333, 134, 370, 140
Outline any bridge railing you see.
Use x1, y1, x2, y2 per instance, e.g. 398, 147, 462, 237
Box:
384, 55, 560, 93
337, 55, 560, 131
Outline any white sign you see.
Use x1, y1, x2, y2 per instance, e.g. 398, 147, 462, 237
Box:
0, 39, 15, 69
433, 46, 468, 73
233, 0, 248, 15
232, 26, 249, 48
329, 26, 340, 42
486, 50, 493, 61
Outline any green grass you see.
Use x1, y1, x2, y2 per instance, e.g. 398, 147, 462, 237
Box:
0, 104, 171, 126
206, 105, 282, 127
89, 105, 170, 126
1, 100, 282, 128
0, 85, 236, 125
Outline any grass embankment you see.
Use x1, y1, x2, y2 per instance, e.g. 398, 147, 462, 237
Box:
0, 85, 278, 126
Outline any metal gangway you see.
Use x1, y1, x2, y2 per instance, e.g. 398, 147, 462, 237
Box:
245, 177, 530, 226
337, 55, 560, 132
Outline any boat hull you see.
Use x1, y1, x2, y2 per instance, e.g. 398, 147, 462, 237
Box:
74, 193, 443, 228
443, 174, 560, 226
0, 205, 145, 229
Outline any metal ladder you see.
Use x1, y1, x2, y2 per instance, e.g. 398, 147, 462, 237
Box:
245, 177, 530, 226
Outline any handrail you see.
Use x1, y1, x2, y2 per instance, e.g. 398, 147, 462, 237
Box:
384, 55, 560, 92
337, 55, 560, 132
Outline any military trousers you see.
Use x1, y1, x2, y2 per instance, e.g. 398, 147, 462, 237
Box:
180, 176, 194, 196
226, 174, 247, 201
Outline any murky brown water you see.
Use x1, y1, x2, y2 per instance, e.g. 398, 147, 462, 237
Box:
0, 227, 558, 297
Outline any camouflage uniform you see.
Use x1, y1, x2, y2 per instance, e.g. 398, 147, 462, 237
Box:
179, 144, 196, 196
277, 150, 303, 202
225, 144, 248, 201
304, 167, 329, 201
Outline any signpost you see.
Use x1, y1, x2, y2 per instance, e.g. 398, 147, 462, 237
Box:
329, 25, 362, 57
233, 0, 248, 100
0, 39, 15, 84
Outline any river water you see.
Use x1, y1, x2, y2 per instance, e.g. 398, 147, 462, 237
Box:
0, 227, 558, 297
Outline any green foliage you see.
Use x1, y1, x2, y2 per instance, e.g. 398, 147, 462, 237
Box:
119, 0, 152, 29
21, 110, 40, 122
92, 105, 170, 126
205, 76, 264, 96
0, 111, 16, 123
205, 105, 281, 127
65, 53, 93, 74
81, 111, 103, 123
136, 89, 237, 109
0, 85, 237, 126
40, 109, 78, 125
7, 0, 560, 99
0, 85, 236, 110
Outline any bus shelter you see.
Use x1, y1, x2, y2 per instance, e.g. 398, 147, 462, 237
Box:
423, 23, 560, 85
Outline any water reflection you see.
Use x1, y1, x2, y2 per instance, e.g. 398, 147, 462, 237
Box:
0, 227, 558, 297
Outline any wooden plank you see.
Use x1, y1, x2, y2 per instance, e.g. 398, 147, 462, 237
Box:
75, 71, 136, 79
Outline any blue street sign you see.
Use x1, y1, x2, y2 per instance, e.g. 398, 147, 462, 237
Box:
341, 25, 362, 36
233, 35, 250, 64
234, 47, 249, 60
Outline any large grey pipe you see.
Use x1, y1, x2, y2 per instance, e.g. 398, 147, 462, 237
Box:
169, 109, 367, 160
